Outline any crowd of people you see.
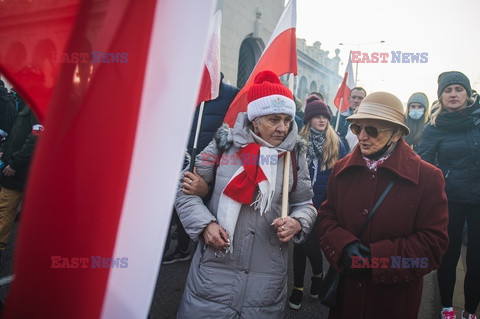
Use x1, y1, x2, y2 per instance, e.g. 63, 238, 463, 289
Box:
0, 67, 479, 319
163, 70, 479, 319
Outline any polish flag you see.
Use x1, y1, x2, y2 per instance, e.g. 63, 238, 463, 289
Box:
1, 1, 216, 318
223, 0, 297, 127
334, 52, 356, 112
196, 10, 222, 106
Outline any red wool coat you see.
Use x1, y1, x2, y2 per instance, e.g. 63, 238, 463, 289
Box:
318, 139, 449, 319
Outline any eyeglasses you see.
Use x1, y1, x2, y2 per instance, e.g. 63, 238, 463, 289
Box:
350, 123, 392, 138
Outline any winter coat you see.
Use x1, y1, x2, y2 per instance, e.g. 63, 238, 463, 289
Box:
318, 139, 449, 319
0, 104, 40, 191
309, 140, 347, 208
186, 73, 239, 155
175, 112, 317, 319
0, 87, 16, 140
417, 97, 480, 204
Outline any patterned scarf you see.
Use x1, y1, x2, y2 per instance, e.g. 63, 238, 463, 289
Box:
307, 128, 326, 167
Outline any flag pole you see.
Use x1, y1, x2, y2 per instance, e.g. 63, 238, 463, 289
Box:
189, 101, 205, 172
282, 74, 295, 218
335, 97, 343, 132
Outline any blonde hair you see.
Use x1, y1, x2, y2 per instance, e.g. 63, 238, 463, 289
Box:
299, 121, 340, 171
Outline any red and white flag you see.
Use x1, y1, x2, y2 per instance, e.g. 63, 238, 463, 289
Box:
196, 10, 222, 106
223, 0, 297, 127
334, 52, 356, 112
1, 1, 216, 318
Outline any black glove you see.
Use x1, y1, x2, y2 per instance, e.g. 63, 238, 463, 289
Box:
340, 241, 372, 276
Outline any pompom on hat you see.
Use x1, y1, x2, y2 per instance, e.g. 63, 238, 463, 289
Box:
347, 91, 410, 135
303, 95, 332, 123
247, 71, 296, 121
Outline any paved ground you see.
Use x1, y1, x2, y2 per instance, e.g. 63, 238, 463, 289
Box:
148, 239, 479, 319
1, 223, 479, 318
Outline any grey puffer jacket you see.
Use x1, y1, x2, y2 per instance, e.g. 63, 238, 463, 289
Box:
175, 112, 316, 319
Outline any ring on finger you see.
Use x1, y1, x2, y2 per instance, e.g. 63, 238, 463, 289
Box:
281, 225, 286, 231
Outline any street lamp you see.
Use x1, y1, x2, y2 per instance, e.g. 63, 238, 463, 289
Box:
338, 40, 385, 83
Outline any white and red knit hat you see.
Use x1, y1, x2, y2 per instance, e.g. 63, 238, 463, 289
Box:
247, 70, 296, 121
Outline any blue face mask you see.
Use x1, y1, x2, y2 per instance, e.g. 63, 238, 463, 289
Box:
409, 109, 424, 120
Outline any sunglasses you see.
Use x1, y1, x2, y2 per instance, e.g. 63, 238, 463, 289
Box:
350, 123, 392, 138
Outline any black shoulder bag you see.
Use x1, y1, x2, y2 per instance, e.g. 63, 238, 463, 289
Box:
318, 179, 395, 309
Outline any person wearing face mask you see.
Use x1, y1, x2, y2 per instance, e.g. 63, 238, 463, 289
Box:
404, 92, 429, 152
318, 91, 449, 319
418, 71, 480, 319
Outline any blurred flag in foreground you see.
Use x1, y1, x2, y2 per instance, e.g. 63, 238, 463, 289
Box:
1, 1, 216, 318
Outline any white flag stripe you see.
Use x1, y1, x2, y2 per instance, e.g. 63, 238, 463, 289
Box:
100, 1, 217, 318
346, 54, 355, 89
206, 10, 222, 100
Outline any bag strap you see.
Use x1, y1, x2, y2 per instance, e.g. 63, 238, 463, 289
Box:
356, 179, 395, 238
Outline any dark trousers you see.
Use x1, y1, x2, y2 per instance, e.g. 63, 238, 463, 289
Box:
164, 208, 190, 253
292, 221, 323, 288
437, 202, 480, 313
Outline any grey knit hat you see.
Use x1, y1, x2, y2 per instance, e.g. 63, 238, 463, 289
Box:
407, 92, 429, 109
437, 71, 472, 98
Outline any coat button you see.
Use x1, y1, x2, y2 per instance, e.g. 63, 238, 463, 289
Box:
362, 209, 369, 216
356, 282, 363, 288
370, 174, 375, 180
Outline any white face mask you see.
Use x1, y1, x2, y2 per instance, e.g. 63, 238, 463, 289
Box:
409, 109, 424, 120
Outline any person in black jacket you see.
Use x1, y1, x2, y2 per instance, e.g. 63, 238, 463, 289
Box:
0, 80, 16, 144
418, 71, 480, 319
162, 73, 239, 264
0, 101, 42, 252
331, 87, 366, 153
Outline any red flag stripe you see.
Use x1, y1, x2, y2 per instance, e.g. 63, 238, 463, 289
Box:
224, 27, 297, 126
224, 0, 297, 127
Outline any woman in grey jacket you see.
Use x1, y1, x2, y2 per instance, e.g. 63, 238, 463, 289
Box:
175, 71, 317, 319
418, 71, 480, 319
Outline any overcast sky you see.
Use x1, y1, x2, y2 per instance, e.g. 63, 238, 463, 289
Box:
295, 0, 480, 106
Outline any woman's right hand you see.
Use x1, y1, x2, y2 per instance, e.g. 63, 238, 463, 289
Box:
202, 221, 229, 251
182, 168, 209, 197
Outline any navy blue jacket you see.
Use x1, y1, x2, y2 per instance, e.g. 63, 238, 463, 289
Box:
187, 74, 239, 155
310, 140, 347, 208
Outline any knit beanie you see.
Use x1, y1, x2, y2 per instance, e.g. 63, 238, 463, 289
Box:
437, 71, 472, 98
247, 71, 295, 121
303, 96, 332, 123
407, 92, 429, 109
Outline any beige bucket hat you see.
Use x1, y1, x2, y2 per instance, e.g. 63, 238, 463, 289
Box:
347, 91, 410, 135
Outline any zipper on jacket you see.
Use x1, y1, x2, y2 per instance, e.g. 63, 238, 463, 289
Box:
445, 169, 450, 179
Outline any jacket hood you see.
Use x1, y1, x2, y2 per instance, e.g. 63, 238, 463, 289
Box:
214, 112, 306, 152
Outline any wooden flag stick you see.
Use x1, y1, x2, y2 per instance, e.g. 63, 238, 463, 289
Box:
281, 151, 291, 218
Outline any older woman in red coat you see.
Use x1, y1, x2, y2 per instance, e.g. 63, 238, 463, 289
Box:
318, 91, 449, 319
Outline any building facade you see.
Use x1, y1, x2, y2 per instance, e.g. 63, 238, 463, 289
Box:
217, 0, 342, 110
